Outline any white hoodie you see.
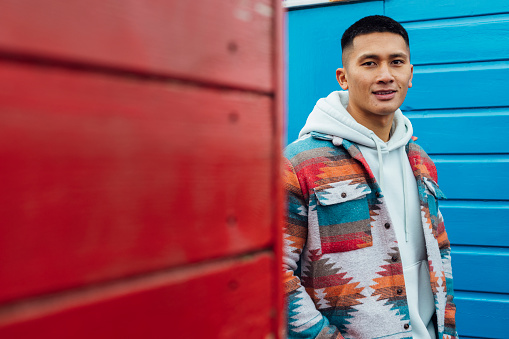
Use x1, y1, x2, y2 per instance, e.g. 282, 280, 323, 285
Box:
300, 91, 436, 339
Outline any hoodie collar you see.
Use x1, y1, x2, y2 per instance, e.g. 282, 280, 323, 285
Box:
299, 91, 413, 151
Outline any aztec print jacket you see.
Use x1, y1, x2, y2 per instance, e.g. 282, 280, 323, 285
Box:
283, 132, 458, 339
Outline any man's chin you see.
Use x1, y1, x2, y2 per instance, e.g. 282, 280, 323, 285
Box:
372, 109, 397, 116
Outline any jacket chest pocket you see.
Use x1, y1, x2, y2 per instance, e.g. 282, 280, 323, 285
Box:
313, 181, 373, 254
422, 177, 446, 237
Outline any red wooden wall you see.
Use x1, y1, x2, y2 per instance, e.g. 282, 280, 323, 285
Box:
0, 1, 284, 338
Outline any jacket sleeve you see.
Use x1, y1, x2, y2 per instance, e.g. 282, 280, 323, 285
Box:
283, 157, 343, 339
436, 206, 459, 339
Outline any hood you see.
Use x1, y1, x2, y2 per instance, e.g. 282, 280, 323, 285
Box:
299, 91, 413, 151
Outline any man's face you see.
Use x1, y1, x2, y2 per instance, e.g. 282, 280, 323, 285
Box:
336, 32, 413, 120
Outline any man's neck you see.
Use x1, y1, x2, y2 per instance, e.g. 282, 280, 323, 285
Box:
346, 106, 394, 142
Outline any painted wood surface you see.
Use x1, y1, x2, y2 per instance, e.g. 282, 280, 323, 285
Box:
452, 246, 509, 294
0, 0, 273, 92
404, 14, 509, 66
432, 155, 509, 200
0, 61, 273, 304
407, 109, 509, 154
454, 292, 509, 339
386, 0, 509, 22
0, 0, 284, 338
399, 4, 509, 336
0, 252, 275, 339
273, 4, 286, 336
286, 1, 509, 338
403, 61, 509, 111
441, 201, 509, 248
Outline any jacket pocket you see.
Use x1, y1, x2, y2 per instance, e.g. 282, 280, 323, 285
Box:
423, 177, 446, 200
314, 181, 373, 254
422, 177, 446, 238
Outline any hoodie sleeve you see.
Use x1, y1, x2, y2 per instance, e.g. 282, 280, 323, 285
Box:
283, 157, 343, 339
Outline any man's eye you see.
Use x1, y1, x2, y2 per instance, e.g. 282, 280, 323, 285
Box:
393, 60, 404, 65
362, 61, 375, 66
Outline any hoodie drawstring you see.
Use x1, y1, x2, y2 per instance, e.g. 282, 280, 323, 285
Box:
372, 133, 385, 190
371, 132, 410, 243
400, 148, 409, 242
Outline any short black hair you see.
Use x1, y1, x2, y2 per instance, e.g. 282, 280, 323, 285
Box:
341, 15, 409, 52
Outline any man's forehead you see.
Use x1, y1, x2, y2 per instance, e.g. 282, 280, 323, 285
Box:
356, 51, 410, 60
346, 33, 410, 57
350, 32, 408, 50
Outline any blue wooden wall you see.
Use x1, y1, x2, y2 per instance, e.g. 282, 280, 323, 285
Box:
286, 1, 509, 338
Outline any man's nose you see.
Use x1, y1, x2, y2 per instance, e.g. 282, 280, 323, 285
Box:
377, 64, 395, 83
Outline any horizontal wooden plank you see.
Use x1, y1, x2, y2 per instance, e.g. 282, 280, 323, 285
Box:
455, 291, 509, 339
406, 109, 509, 154
0, 252, 275, 339
432, 155, 509, 200
0, 0, 273, 91
441, 201, 509, 247
0, 61, 274, 303
386, 0, 509, 22
451, 246, 509, 294
404, 14, 509, 66
285, 0, 383, 143
403, 61, 509, 111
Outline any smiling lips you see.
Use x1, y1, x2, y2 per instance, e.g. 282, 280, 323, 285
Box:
373, 90, 397, 100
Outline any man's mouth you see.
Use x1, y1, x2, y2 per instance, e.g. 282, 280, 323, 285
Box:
373, 90, 396, 100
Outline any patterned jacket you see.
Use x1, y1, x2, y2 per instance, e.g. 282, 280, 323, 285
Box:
283, 132, 458, 339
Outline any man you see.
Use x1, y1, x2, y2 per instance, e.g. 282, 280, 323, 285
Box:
283, 15, 458, 339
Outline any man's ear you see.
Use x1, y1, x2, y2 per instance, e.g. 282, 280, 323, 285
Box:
336, 68, 348, 90
408, 64, 414, 88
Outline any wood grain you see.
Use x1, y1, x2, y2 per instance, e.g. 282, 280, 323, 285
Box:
407, 109, 509, 154
452, 246, 509, 294
0, 61, 273, 303
0, 252, 275, 339
432, 155, 509, 200
0, 0, 273, 91
403, 61, 509, 111
286, 2, 509, 338
272, 2, 286, 336
442, 201, 509, 248
386, 0, 509, 22
455, 291, 509, 339
405, 14, 509, 65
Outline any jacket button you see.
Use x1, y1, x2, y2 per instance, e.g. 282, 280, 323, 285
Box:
391, 255, 398, 262
384, 223, 390, 229
404, 324, 410, 330
397, 288, 403, 294
341, 192, 347, 198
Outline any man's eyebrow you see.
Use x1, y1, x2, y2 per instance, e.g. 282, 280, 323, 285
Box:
358, 53, 379, 60
357, 52, 409, 60
390, 52, 409, 59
